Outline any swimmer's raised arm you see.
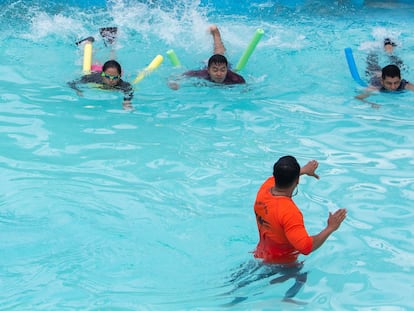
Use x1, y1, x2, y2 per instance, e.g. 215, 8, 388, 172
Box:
209, 24, 226, 55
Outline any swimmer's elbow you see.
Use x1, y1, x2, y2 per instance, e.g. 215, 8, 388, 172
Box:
67, 81, 76, 89
68, 81, 81, 93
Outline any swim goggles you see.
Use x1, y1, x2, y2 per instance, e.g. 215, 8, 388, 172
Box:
101, 72, 121, 80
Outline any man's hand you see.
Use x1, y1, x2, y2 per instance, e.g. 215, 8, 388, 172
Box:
327, 208, 347, 232
300, 160, 320, 179
168, 81, 180, 90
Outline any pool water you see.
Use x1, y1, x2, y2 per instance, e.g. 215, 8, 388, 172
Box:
1, 0, 414, 310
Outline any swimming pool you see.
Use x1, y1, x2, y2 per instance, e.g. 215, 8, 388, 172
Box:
1, 0, 414, 310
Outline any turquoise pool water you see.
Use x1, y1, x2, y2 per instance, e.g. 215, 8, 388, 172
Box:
1, 0, 414, 310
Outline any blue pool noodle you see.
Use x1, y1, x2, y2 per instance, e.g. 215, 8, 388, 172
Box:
344, 47, 367, 87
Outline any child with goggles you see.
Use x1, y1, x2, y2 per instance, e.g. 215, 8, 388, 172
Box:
69, 29, 134, 109
68, 59, 133, 109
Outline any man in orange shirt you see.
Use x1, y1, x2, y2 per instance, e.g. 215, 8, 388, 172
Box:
253, 155, 346, 299
254, 156, 346, 264
223, 157, 346, 305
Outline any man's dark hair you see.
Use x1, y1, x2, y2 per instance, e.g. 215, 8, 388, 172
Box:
208, 54, 228, 68
273, 156, 300, 189
384, 38, 397, 47
382, 64, 401, 79
102, 60, 122, 75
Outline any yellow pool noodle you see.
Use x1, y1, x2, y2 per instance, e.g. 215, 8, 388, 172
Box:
133, 54, 164, 84
82, 41, 93, 74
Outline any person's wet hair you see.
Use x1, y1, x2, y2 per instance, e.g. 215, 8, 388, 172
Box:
382, 64, 401, 79
384, 38, 397, 47
273, 156, 300, 189
208, 54, 228, 68
102, 60, 122, 75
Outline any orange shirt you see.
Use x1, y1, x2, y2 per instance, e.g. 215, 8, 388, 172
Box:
253, 177, 313, 264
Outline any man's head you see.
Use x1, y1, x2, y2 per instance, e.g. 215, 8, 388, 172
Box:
101, 60, 122, 86
207, 54, 228, 83
273, 156, 300, 189
381, 64, 402, 91
383, 38, 396, 54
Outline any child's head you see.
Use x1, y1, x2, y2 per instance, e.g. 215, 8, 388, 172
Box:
207, 54, 228, 83
101, 60, 122, 86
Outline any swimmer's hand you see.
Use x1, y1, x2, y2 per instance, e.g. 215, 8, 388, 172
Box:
168, 81, 180, 90
209, 24, 219, 34
355, 91, 380, 108
123, 100, 133, 110
327, 208, 347, 232
300, 160, 320, 179
360, 98, 381, 109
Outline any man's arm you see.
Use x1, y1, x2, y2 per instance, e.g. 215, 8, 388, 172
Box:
167, 73, 187, 90
405, 82, 414, 91
311, 208, 347, 251
209, 24, 226, 55
355, 88, 381, 108
168, 70, 210, 90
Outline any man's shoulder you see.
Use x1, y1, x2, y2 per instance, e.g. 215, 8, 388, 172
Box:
255, 177, 273, 198
225, 70, 245, 84
257, 176, 273, 188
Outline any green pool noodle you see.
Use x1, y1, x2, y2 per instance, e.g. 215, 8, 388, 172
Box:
166, 49, 181, 67
235, 28, 264, 71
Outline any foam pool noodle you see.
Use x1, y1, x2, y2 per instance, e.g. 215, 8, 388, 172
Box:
82, 41, 93, 74
344, 47, 367, 87
235, 28, 264, 71
166, 49, 181, 67
133, 54, 164, 84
